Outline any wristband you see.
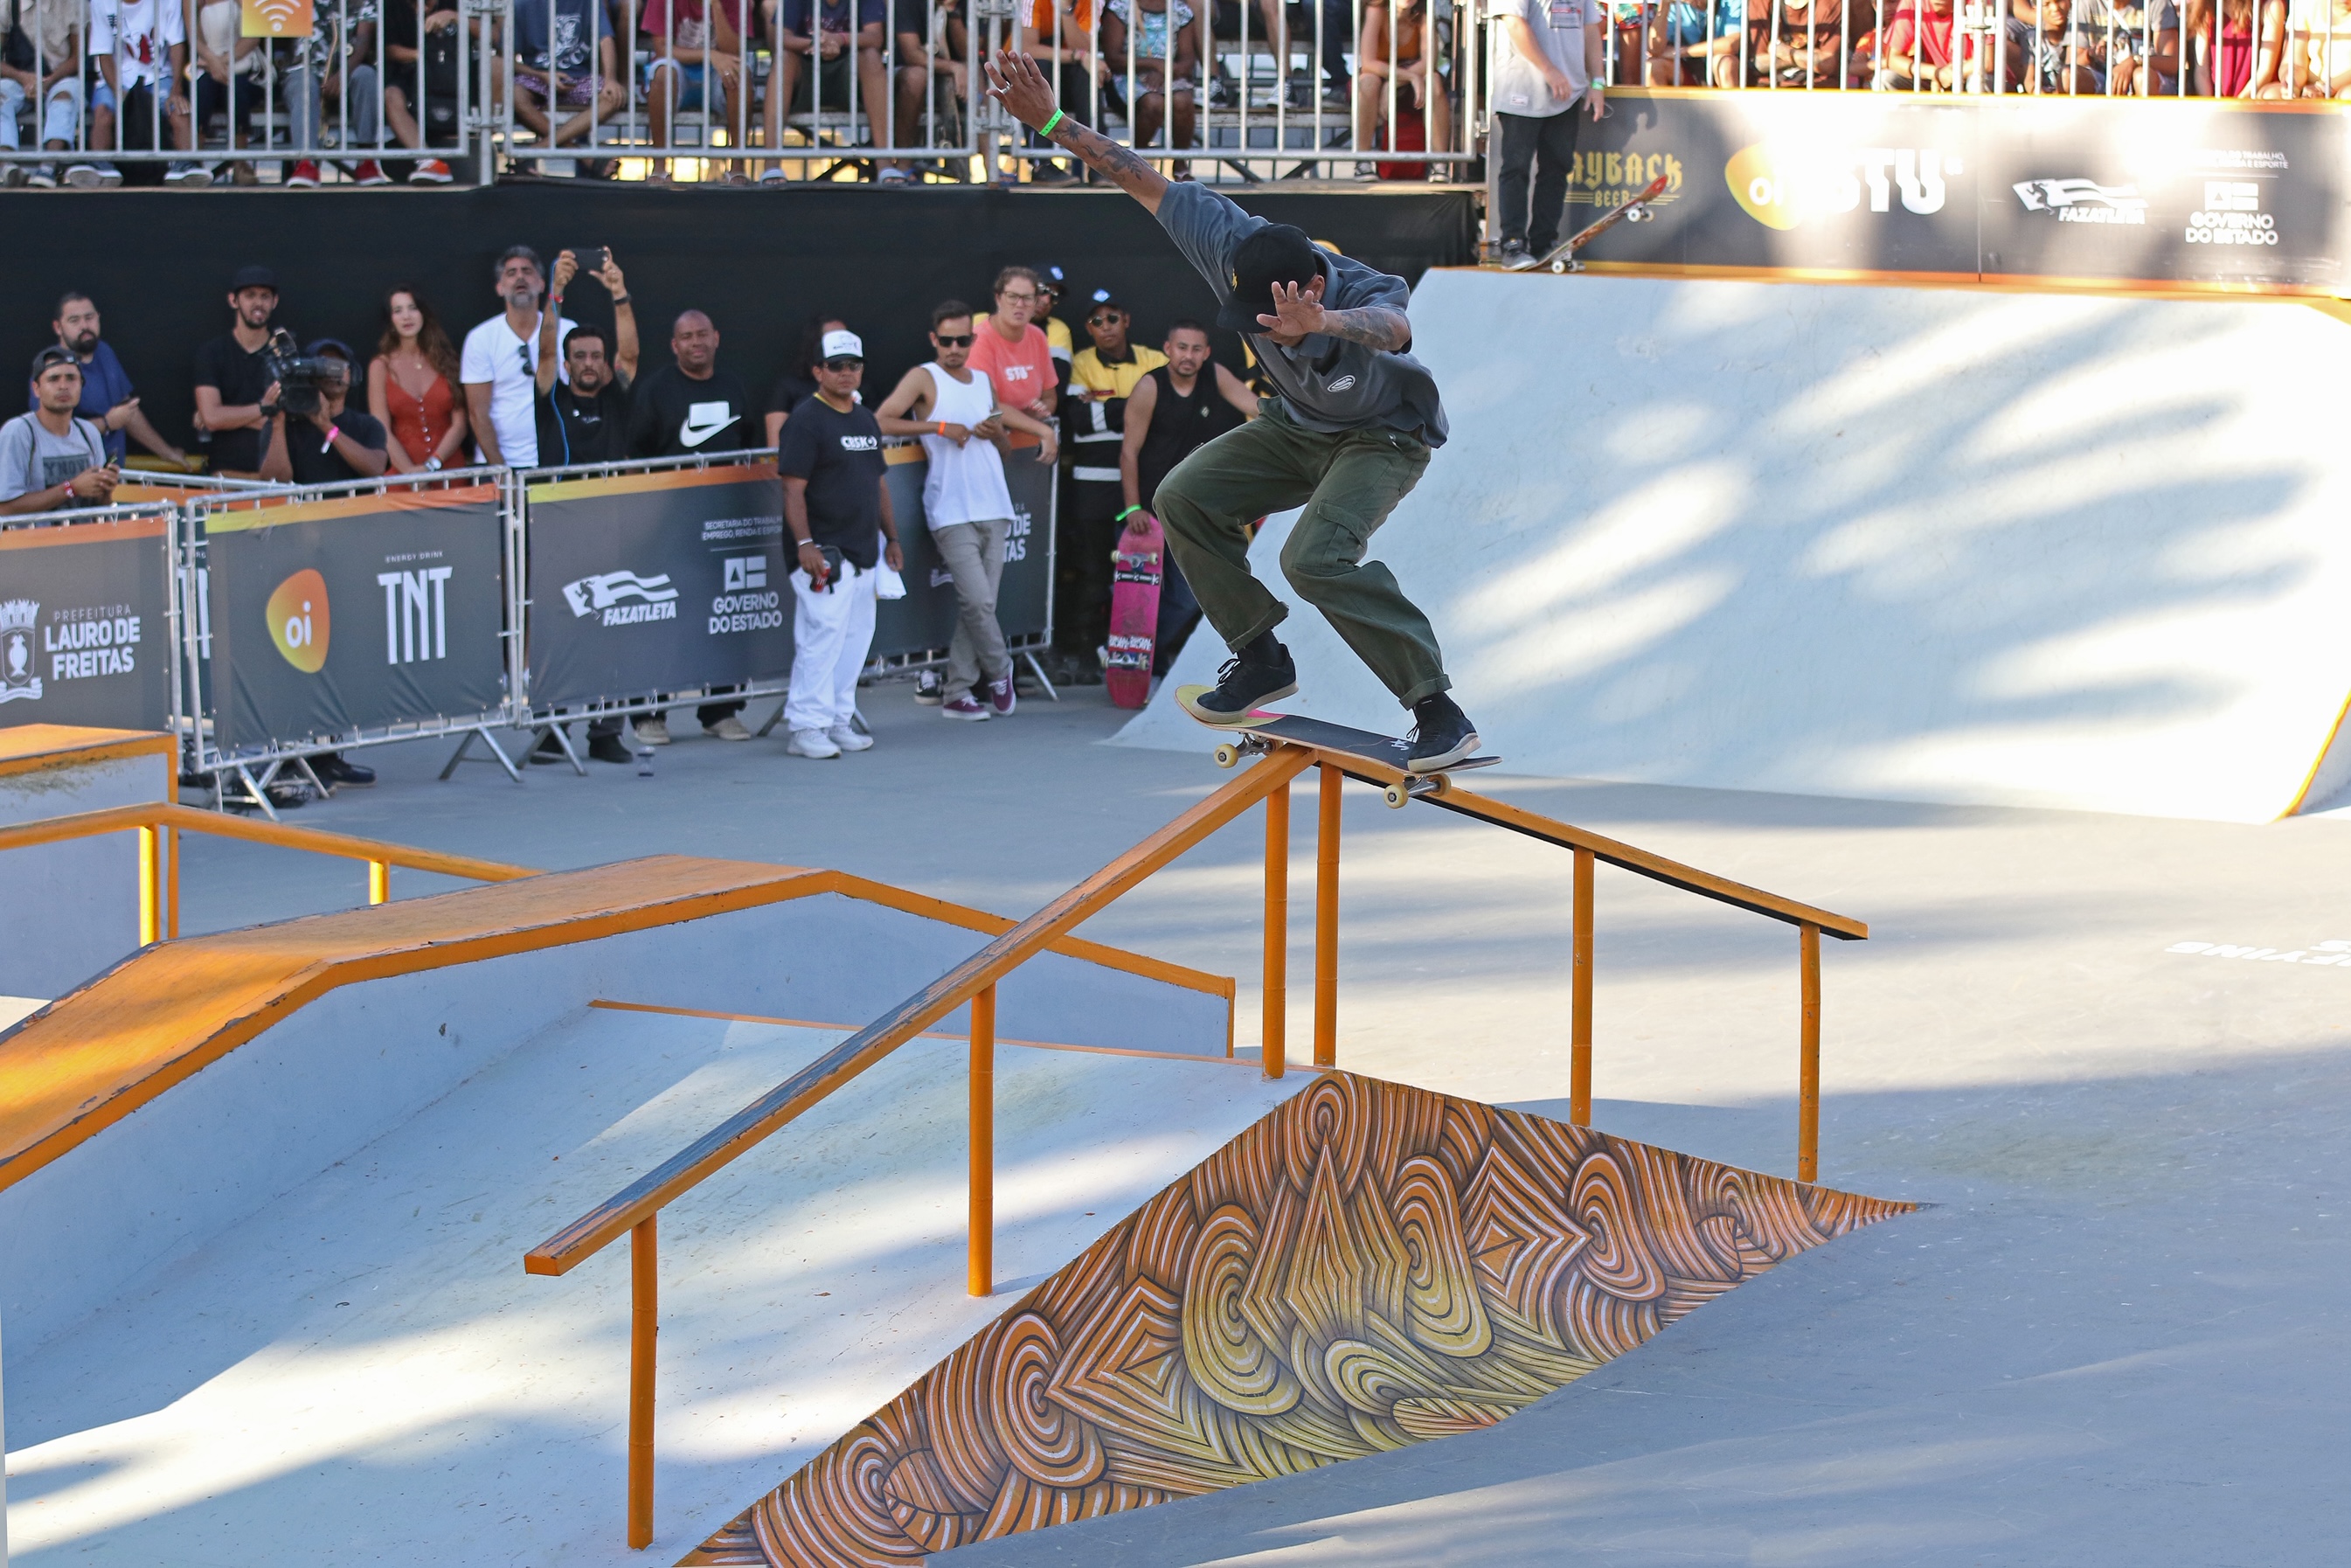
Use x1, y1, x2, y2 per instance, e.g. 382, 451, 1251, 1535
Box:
1040, 108, 1065, 137
610, 293, 630, 304
796, 538, 820, 550
1115, 504, 1141, 521
322, 425, 340, 452
936, 421, 947, 434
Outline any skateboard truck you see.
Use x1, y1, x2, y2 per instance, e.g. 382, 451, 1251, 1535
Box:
1214, 733, 1453, 809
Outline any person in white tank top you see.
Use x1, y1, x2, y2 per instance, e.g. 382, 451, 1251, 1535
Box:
877, 301, 1059, 720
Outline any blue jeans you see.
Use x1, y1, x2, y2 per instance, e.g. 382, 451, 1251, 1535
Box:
0, 76, 83, 149
285, 62, 382, 152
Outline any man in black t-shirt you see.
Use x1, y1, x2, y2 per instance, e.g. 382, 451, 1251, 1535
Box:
628, 307, 759, 737
258, 342, 391, 486
774, 329, 903, 760
193, 265, 287, 477
534, 248, 640, 472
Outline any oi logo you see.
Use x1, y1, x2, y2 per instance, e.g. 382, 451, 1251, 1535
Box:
267, 568, 330, 672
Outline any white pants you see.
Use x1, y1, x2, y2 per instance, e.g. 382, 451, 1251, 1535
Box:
784, 559, 878, 734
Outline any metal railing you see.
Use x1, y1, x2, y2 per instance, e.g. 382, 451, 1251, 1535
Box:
523, 735, 1866, 1546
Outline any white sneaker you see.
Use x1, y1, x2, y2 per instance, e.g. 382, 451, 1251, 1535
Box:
787, 727, 842, 758
704, 715, 752, 741
826, 723, 874, 753
633, 714, 670, 746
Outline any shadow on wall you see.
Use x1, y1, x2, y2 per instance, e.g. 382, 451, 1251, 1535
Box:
1126, 274, 2351, 823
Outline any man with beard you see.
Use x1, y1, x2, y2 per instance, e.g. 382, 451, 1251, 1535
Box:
40, 294, 184, 467
461, 245, 576, 468
192, 264, 288, 478
533, 248, 641, 468
1119, 317, 1256, 672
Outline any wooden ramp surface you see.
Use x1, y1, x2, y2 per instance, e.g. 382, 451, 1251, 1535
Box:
0, 857, 822, 1196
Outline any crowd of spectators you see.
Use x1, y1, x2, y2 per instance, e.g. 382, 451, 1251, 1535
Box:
6, 0, 2310, 196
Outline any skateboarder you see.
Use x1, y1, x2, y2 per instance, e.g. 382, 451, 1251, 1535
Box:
983, 47, 1481, 773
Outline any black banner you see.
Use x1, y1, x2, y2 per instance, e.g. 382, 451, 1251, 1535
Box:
0, 514, 173, 731
1572, 92, 2350, 291
876, 443, 1055, 658
525, 465, 792, 710
205, 486, 507, 750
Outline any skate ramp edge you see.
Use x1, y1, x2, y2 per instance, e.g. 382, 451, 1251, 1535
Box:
0, 856, 1232, 1358
681, 1070, 1913, 1565
1115, 270, 2351, 824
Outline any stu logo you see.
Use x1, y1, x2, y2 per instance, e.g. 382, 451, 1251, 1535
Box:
267, 570, 331, 673
376, 566, 454, 664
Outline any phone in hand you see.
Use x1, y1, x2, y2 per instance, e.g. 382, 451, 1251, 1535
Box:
572, 246, 609, 276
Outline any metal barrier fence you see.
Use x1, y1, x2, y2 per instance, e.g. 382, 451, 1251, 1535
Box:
2, 444, 1054, 814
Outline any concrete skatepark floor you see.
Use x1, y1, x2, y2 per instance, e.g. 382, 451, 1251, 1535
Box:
20, 677, 2351, 1564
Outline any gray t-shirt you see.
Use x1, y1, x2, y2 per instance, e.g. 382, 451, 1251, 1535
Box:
1490, 0, 1595, 119
0, 412, 107, 503
1155, 182, 1448, 448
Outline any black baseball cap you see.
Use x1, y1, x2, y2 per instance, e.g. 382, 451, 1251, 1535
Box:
229, 264, 278, 292
30, 344, 79, 378
305, 337, 357, 364
1218, 225, 1326, 333
1085, 288, 1130, 317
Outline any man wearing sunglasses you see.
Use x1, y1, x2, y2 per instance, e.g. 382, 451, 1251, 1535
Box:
1058, 288, 1166, 679
876, 300, 1058, 722
982, 47, 1478, 773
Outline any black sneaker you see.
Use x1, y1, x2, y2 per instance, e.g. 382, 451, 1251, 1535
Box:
1498, 239, 1539, 272
1405, 693, 1479, 774
1180, 637, 1298, 726
530, 730, 568, 764
314, 753, 376, 787
587, 733, 635, 764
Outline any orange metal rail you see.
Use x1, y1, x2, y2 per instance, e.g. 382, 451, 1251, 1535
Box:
525, 743, 1866, 1549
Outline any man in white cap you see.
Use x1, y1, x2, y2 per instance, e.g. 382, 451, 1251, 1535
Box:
775, 328, 904, 758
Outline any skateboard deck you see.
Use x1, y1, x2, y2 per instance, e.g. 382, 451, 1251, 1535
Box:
1176, 687, 1502, 807
1533, 171, 1670, 274
1105, 516, 1164, 710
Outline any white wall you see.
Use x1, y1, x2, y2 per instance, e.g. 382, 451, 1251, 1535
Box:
1117, 271, 2351, 823
0, 890, 1227, 1360
0, 753, 163, 999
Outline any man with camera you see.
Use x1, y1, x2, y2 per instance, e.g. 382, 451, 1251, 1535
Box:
257, 339, 390, 486
0, 347, 118, 516
775, 329, 903, 759
193, 264, 288, 479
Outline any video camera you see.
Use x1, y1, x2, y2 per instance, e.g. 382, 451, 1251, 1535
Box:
264, 329, 345, 418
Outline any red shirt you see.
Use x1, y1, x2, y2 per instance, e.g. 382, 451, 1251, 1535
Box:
968, 321, 1058, 443
1885, 3, 1964, 66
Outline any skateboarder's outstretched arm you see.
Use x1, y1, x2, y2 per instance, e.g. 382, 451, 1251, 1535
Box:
984, 48, 1170, 213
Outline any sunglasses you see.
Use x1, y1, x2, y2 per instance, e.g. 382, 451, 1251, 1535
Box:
933, 333, 974, 347
822, 356, 863, 371
1086, 313, 1122, 326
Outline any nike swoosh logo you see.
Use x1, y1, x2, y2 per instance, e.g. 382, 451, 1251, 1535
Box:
678, 411, 739, 448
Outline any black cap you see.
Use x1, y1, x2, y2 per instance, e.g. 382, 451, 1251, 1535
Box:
1084, 287, 1129, 317
31, 344, 79, 378
229, 264, 278, 292
1217, 225, 1325, 333
305, 337, 357, 364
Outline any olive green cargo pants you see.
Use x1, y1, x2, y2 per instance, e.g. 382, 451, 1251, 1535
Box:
1153, 401, 1450, 706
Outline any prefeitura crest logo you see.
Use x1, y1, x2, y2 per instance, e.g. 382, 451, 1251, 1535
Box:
0, 599, 42, 703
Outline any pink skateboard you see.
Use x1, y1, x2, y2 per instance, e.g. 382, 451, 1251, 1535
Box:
1105, 514, 1163, 710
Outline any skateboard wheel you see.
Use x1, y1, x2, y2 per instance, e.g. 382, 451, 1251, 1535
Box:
1426, 772, 1453, 797
1214, 744, 1240, 769
1383, 782, 1409, 809
1549, 259, 1567, 274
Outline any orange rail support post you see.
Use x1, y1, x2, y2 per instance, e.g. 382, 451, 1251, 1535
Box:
1313, 763, 1340, 1069
368, 859, 391, 905
1799, 922, 1820, 1183
1264, 778, 1289, 1079
628, 1215, 657, 1550
1571, 847, 1594, 1126
968, 982, 995, 1297
137, 825, 160, 946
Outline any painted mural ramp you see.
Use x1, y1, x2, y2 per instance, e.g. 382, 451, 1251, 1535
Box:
682, 1071, 1912, 1565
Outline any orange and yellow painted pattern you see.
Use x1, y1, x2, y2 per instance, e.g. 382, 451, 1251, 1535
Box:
683, 1072, 1913, 1565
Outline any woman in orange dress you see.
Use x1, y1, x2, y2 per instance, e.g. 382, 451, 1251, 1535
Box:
367, 286, 469, 474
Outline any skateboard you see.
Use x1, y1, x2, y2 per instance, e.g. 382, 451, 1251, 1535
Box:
1177, 690, 1503, 808
1533, 171, 1670, 274
1105, 514, 1164, 710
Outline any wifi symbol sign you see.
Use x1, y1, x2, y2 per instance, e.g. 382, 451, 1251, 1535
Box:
239, 0, 316, 38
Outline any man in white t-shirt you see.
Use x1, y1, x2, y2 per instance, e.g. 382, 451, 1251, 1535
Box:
460, 246, 575, 467
1489, 0, 1609, 271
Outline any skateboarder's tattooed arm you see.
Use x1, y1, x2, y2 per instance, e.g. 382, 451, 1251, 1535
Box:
1314, 307, 1412, 352
984, 46, 1169, 212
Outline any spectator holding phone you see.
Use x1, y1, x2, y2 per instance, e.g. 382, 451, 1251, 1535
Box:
1, 347, 118, 516
461, 246, 575, 468
534, 246, 639, 466
776, 328, 903, 758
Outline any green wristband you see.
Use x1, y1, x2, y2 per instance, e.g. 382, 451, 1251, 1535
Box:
1040, 108, 1065, 137
1115, 504, 1141, 521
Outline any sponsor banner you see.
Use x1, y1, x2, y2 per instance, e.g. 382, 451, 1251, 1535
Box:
525, 465, 792, 709
876, 444, 1054, 658
0, 514, 173, 731
1572, 92, 2349, 289
205, 486, 506, 750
